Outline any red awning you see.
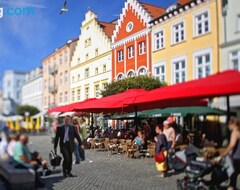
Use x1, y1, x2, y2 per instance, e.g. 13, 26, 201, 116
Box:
130, 70, 240, 106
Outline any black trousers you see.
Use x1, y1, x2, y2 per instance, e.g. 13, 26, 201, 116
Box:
61, 142, 72, 174
230, 159, 240, 188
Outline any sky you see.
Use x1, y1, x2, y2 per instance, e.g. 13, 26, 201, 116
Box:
0, 0, 176, 88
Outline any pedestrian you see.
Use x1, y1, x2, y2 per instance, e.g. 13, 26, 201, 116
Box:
222, 117, 240, 190
72, 116, 81, 164
54, 115, 83, 177
154, 125, 167, 178
79, 118, 87, 161
163, 120, 176, 151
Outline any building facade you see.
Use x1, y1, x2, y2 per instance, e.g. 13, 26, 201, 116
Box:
70, 10, 115, 102
2, 70, 26, 115
0, 90, 2, 115
218, 0, 240, 111
150, 0, 221, 85
42, 38, 78, 110
21, 67, 43, 111
111, 0, 165, 80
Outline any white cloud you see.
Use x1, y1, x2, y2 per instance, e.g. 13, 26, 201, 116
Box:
1, 1, 47, 9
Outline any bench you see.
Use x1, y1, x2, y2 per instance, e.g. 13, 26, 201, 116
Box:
0, 159, 35, 190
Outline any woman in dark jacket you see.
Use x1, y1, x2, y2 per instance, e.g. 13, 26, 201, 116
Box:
154, 125, 168, 177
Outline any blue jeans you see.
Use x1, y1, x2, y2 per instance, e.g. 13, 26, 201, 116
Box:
73, 143, 80, 164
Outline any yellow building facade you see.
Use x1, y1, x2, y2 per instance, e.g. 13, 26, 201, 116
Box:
151, 0, 221, 85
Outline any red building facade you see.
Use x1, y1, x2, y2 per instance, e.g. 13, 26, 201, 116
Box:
111, 0, 164, 80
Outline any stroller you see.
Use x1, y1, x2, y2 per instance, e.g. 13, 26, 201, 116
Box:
176, 155, 232, 190
168, 144, 199, 172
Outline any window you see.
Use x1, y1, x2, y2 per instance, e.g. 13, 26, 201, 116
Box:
86, 53, 89, 61
64, 91, 68, 102
118, 50, 124, 62
7, 80, 11, 86
64, 70, 68, 82
85, 87, 89, 99
95, 67, 99, 75
77, 89, 81, 101
95, 85, 100, 98
72, 76, 75, 83
85, 68, 89, 78
195, 51, 211, 78
103, 64, 106, 72
16, 80, 20, 87
237, 15, 240, 32
72, 90, 75, 102
195, 11, 209, 36
59, 93, 63, 103
60, 73, 63, 84
154, 62, 165, 82
230, 50, 240, 70
77, 74, 80, 81
95, 49, 99, 56
154, 30, 164, 50
85, 38, 91, 47
60, 54, 63, 65
139, 41, 146, 55
102, 83, 107, 90
138, 68, 147, 76
172, 57, 186, 84
64, 51, 68, 62
117, 74, 123, 80
127, 71, 135, 77
172, 21, 185, 44
128, 46, 134, 59
16, 91, 20, 100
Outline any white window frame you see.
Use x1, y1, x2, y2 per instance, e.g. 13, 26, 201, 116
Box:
118, 50, 124, 62
193, 48, 212, 79
154, 29, 164, 50
194, 9, 210, 37
237, 15, 240, 32
128, 46, 134, 59
85, 87, 89, 99
229, 50, 240, 70
139, 41, 146, 55
127, 70, 135, 78
85, 68, 89, 78
116, 73, 124, 80
153, 61, 166, 82
72, 90, 75, 102
171, 56, 187, 84
64, 70, 68, 83
171, 20, 185, 45
138, 67, 147, 76
95, 85, 100, 98
64, 91, 68, 102
77, 89, 81, 101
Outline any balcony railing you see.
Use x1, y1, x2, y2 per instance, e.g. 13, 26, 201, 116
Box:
48, 85, 58, 93
49, 65, 58, 75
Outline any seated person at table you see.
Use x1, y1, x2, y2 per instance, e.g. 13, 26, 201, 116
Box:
134, 131, 144, 151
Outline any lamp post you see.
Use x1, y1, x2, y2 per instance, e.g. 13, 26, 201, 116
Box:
25, 111, 30, 131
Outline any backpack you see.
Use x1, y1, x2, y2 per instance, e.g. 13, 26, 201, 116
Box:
49, 151, 62, 169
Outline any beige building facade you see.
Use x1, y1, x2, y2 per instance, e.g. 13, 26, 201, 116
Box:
42, 39, 78, 110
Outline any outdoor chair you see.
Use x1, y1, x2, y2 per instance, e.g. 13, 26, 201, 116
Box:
109, 139, 118, 154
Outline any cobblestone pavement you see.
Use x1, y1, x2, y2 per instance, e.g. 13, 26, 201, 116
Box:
28, 135, 184, 190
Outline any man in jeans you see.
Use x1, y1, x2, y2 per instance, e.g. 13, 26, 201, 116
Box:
79, 118, 87, 161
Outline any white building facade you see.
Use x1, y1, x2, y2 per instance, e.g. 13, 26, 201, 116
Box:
70, 10, 115, 102
22, 67, 43, 111
2, 70, 26, 115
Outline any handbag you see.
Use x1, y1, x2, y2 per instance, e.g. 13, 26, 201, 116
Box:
49, 151, 62, 169
154, 151, 165, 163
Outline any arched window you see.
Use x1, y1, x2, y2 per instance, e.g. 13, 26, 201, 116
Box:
138, 68, 147, 76
117, 74, 124, 80
127, 71, 135, 78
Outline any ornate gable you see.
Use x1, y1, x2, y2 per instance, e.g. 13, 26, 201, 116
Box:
112, 0, 155, 43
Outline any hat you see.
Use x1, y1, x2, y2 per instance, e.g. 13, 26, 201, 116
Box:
163, 120, 169, 125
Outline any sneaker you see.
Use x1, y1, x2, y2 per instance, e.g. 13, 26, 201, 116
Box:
67, 173, 75, 177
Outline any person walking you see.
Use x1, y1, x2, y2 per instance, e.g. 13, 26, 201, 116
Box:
72, 116, 81, 164
54, 116, 83, 177
222, 117, 240, 190
154, 125, 168, 178
79, 118, 87, 161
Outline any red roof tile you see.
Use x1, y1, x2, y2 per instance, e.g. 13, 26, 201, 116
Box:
98, 21, 116, 39
140, 2, 165, 19
178, 0, 192, 5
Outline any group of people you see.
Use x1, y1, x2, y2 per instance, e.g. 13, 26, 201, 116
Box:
0, 132, 48, 188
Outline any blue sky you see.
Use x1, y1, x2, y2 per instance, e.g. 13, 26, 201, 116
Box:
0, 0, 176, 88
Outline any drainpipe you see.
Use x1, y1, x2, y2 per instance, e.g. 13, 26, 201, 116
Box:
216, 0, 220, 72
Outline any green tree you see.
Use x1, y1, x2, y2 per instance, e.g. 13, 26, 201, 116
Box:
101, 75, 166, 97
16, 105, 40, 116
